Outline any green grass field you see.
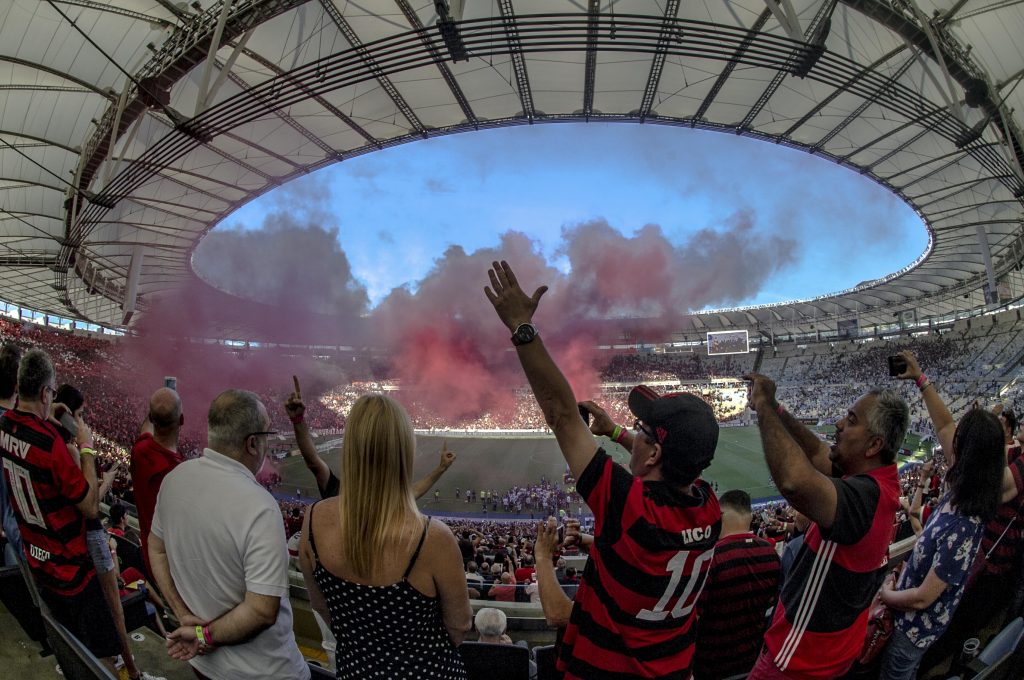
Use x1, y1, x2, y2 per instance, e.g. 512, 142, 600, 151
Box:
276, 427, 932, 514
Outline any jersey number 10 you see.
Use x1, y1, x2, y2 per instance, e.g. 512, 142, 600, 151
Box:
637, 549, 714, 621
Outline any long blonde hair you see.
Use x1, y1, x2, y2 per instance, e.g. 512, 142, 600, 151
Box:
340, 394, 419, 578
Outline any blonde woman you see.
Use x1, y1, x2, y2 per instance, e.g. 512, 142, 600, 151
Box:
299, 394, 471, 679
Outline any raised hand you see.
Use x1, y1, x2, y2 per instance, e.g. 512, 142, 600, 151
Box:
440, 439, 456, 469
579, 400, 615, 437
285, 375, 305, 422
896, 350, 923, 382
534, 517, 559, 562
484, 260, 548, 332
743, 373, 777, 412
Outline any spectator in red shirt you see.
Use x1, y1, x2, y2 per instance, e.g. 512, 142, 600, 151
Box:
129, 387, 183, 578
490, 572, 517, 602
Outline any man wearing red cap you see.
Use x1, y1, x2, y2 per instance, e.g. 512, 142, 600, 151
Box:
485, 261, 721, 680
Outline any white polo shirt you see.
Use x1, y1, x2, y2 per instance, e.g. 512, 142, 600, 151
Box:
152, 448, 309, 680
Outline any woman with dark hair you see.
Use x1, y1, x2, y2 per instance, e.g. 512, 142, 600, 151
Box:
878, 352, 1005, 680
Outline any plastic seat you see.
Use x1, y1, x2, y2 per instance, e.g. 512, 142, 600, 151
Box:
533, 644, 557, 680
459, 641, 531, 680
978, 617, 1024, 666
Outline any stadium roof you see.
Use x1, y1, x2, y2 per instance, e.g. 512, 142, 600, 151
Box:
1, 0, 1023, 338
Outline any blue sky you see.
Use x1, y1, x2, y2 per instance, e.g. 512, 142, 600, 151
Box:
220, 122, 927, 310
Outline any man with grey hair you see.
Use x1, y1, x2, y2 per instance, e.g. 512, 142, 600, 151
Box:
744, 374, 908, 679
474, 607, 537, 678
149, 389, 309, 679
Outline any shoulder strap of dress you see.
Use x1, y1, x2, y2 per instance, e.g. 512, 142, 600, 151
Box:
402, 516, 431, 580
307, 501, 322, 560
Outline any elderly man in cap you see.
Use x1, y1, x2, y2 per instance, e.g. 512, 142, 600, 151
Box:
485, 261, 721, 680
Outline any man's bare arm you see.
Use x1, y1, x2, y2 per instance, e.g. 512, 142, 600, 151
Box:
749, 375, 838, 529
776, 409, 832, 475
148, 534, 194, 622
485, 261, 597, 481
286, 377, 331, 493
411, 444, 456, 500
534, 519, 573, 628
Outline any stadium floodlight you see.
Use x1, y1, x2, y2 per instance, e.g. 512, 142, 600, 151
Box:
436, 0, 468, 61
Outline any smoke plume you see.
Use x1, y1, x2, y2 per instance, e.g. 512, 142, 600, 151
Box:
132, 208, 795, 425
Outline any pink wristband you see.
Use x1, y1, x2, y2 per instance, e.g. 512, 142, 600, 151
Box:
289, 414, 304, 425
915, 374, 927, 388
776, 404, 784, 416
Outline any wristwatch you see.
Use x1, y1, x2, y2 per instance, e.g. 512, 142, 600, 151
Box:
511, 323, 538, 346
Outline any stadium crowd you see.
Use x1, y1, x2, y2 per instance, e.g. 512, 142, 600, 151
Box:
2, 267, 1024, 680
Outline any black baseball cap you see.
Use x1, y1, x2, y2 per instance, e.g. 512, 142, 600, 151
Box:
628, 385, 719, 481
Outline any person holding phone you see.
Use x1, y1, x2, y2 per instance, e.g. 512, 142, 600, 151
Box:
877, 350, 1007, 679
743, 370, 909, 679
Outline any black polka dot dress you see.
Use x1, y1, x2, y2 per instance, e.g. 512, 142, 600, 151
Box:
308, 504, 467, 679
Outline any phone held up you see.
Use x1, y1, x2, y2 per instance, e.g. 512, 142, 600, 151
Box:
887, 355, 908, 377
578, 403, 591, 427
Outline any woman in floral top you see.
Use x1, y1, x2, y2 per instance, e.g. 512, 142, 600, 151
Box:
879, 352, 1006, 680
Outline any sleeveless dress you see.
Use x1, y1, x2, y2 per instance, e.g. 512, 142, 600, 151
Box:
308, 503, 467, 679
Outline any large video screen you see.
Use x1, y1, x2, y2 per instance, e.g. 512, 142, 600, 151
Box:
707, 330, 749, 356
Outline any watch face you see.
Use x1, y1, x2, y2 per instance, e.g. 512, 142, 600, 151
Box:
513, 324, 537, 345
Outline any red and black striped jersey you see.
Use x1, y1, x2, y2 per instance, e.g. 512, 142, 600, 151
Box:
762, 465, 899, 679
978, 448, 1024, 576
0, 409, 93, 596
693, 532, 781, 679
562, 448, 721, 680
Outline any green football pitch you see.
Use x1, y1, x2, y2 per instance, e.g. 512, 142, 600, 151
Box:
275, 427, 931, 513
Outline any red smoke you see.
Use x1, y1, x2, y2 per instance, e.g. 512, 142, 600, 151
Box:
127, 206, 795, 427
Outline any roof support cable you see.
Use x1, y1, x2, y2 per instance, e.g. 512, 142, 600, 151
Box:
0, 139, 79, 192
44, 1, 180, 123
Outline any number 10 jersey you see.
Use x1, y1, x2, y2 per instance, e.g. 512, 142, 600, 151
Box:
561, 448, 722, 679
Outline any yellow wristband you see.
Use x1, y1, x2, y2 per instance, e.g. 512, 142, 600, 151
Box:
79, 447, 96, 457
195, 625, 207, 646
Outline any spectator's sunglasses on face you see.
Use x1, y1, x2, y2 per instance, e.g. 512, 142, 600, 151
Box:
633, 420, 658, 443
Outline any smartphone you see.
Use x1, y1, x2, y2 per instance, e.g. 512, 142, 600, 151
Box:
164, 376, 177, 391
557, 524, 565, 544
578, 404, 591, 426
59, 411, 78, 438
887, 355, 908, 377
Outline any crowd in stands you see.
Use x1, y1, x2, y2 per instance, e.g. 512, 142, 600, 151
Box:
4, 288, 1024, 680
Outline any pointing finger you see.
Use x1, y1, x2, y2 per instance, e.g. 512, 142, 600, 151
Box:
292, 375, 302, 399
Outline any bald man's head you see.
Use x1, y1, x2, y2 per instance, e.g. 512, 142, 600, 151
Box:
149, 387, 183, 434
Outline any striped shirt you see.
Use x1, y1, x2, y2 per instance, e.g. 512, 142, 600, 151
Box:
762, 464, 899, 679
0, 409, 94, 596
693, 532, 781, 679
977, 448, 1024, 576
562, 449, 721, 679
